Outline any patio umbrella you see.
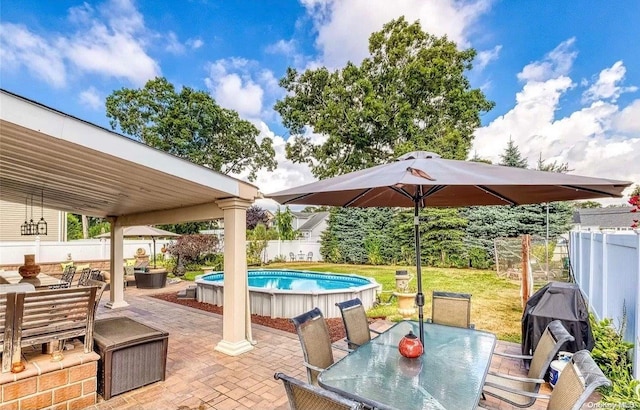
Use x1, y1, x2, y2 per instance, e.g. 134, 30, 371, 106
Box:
96, 226, 181, 268
267, 151, 631, 345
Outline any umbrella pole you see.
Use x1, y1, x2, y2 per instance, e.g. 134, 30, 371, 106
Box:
152, 237, 157, 268
414, 200, 425, 347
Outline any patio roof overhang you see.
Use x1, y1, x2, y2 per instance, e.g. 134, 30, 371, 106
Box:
0, 89, 259, 224
0, 89, 259, 356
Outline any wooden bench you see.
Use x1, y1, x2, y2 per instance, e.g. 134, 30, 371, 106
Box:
1, 286, 97, 373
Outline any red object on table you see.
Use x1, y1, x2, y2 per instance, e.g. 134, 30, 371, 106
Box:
398, 330, 423, 358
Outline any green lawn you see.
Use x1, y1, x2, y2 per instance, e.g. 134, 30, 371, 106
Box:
181, 262, 540, 343
267, 262, 530, 343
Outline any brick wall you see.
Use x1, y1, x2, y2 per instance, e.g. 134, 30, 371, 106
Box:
0, 362, 97, 410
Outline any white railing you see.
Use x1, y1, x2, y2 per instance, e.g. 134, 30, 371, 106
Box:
0, 238, 175, 265
569, 229, 640, 378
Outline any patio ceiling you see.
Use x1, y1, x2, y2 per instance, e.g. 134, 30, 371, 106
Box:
0, 89, 259, 223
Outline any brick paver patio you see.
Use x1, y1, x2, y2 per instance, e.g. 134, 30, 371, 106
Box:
86, 281, 551, 410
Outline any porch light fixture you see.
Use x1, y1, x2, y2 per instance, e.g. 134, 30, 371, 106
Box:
37, 190, 48, 235
20, 191, 47, 236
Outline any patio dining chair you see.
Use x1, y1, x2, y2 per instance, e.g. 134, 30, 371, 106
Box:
290, 252, 296, 262
77, 267, 92, 287
274, 372, 364, 410
544, 350, 611, 409
335, 298, 381, 350
291, 307, 337, 385
60, 265, 77, 285
307, 251, 313, 261
482, 320, 575, 408
429, 291, 474, 329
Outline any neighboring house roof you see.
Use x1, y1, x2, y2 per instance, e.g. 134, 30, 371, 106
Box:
291, 211, 313, 218
573, 207, 635, 228
298, 212, 329, 231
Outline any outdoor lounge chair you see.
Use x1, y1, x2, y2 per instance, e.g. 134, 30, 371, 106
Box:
335, 298, 381, 350
274, 372, 364, 410
429, 291, 474, 329
291, 307, 336, 385
482, 319, 575, 408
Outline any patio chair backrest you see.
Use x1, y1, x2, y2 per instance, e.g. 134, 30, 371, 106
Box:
77, 267, 92, 286
291, 307, 334, 385
528, 320, 575, 383
431, 291, 472, 328
335, 298, 372, 350
84, 278, 108, 309
61, 265, 77, 284
0, 292, 16, 371
547, 350, 611, 410
274, 372, 364, 410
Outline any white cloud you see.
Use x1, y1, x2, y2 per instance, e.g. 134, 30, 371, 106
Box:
60, 0, 160, 85
187, 38, 204, 49
0, 23, 67, 87
475, 45, 502, 71
473, 41, 640, 204
613, 99, 640, 133
266, 39, 297, 56
517, 38, 577, 82
582, 61, 638, 103
0, 0, 160, 88
78, 86, 102, 110
300, 0, 492, 68
229, 121, 317, 211
165, 32, 185, 54
205, 59, 264, 118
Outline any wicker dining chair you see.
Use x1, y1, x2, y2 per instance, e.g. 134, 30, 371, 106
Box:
335, 298, 381, 350
483, 320, 575, 408
291, 308, 335, 385
545, 350, 611, 409
274, 372, 364, 410
430, 291, 474, 329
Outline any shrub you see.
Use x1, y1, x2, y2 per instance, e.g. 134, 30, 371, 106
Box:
589, 313, 639, 404
166, 234, 220, 265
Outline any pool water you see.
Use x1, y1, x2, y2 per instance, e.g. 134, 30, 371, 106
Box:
202, 269, 371, 291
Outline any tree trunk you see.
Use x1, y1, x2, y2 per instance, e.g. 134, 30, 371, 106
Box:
81, 215, 89, 239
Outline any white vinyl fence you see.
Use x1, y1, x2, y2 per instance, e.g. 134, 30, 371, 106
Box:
0, 238, 175, 265
569, 229, 640, 378
263, 240, 323, 263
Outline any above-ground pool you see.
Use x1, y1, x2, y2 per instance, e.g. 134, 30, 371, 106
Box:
195, 269, 381, 318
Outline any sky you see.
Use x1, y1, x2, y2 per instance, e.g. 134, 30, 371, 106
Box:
1, 0, 638, 211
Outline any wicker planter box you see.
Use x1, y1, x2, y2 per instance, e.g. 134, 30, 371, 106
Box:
93, 317, 169, 400
134, 270, 168, 289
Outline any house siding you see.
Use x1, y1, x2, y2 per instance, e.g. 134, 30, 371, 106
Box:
0, 200, 66, 241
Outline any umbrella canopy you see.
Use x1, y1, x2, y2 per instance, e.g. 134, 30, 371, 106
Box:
95, 226, 181, 239
96, 226, 181, 268
268, 151, 632, 345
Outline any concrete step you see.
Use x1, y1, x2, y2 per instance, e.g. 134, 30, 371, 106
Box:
177, 285, 197, 300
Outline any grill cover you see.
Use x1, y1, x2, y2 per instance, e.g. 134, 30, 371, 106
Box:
522, 281, 594, 356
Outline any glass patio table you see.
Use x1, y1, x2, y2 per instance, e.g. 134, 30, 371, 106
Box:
318, 320, 496, 410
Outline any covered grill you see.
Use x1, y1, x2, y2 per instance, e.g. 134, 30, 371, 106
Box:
522, 281, 595, 356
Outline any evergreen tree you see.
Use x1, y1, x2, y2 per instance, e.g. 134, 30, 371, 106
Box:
499, 138, 528, 168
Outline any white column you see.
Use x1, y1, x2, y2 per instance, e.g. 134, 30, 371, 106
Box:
214, 198, 254, 356
106, 221, 128, 309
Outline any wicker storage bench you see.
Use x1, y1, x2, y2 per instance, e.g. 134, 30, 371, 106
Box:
93, 317, 169, 399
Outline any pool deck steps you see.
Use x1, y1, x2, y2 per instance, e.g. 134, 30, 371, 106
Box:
176, 285, 197, 299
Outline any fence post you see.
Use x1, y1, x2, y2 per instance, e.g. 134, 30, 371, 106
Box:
588, 231, 597, 303
634, 231, 640, 379
601, 232, 608, 320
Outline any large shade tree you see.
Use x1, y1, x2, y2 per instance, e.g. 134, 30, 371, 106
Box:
106, 77, 276, 181
274, 17, 494, 179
